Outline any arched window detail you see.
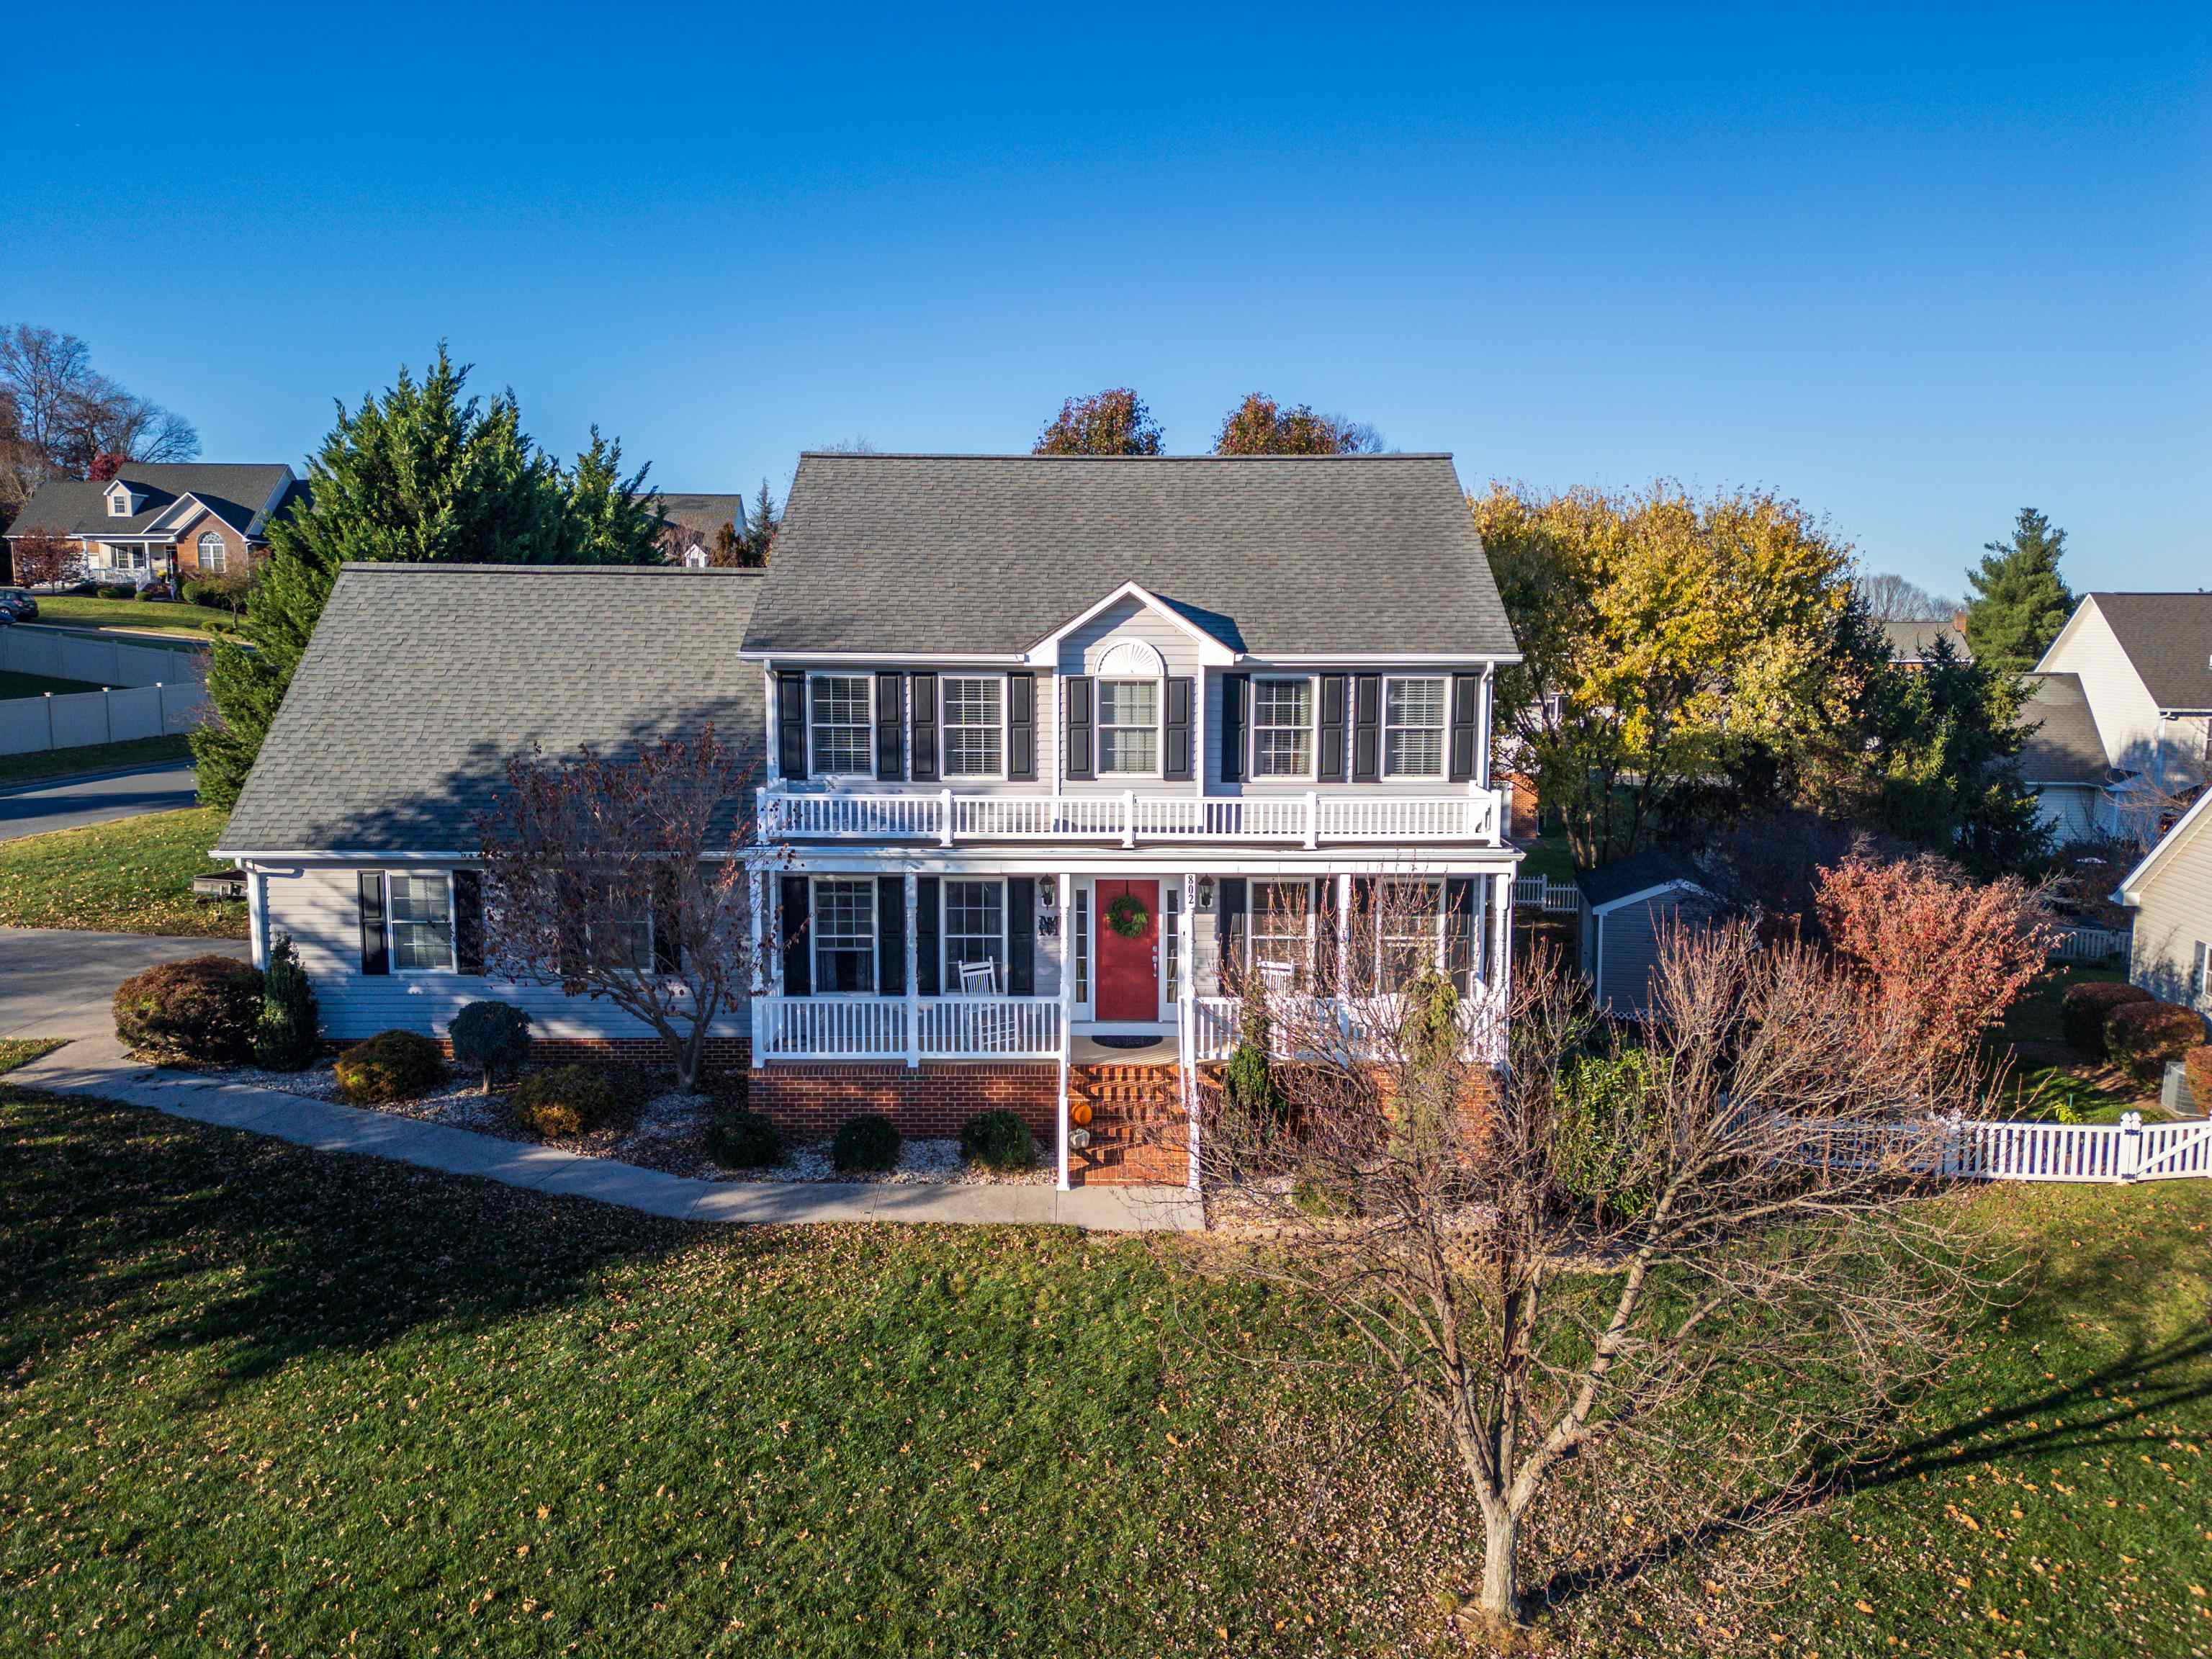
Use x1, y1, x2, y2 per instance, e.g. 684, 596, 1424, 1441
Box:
1092, 638, 1166, 679
197, 531, 228, 573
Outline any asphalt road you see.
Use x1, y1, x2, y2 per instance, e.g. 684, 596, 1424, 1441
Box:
0, 927, 249, 1040
0, 761, 200, 841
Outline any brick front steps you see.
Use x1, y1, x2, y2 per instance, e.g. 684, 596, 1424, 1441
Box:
1069, 1061, 1190, 1186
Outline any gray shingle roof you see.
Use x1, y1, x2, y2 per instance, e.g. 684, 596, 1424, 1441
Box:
1575, 847, 1707, 908
220, 565, 766, 853
655, 493, 746, 537
742, 452, 1519, 657
2019, 672, 2123, 787
5, 464, 295, 540
2087, 593, 2212, 713
1881, 617, 1972, 664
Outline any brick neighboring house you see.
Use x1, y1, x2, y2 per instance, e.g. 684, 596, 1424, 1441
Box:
1, 463, 307, 586
654, 493, 746, 567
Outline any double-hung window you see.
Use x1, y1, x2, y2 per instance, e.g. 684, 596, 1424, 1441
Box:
1384, 678, 1447, 778
197, 531, 227, 573
388, 873, 455, 972
1097, 680, 1159, 775
809, 675, 873, 776
1252, 678, 1313, 778
1374, 879, 1446, 992
943, 878, 1006, 988
811, 878, 876, 992
1250, 879, 1313, 984
2193, 940, 2209, 1007
588, 876, 652, 971
942, 676, 1004, 778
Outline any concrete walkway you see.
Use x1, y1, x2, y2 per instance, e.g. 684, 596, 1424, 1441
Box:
10, 1033, 1205, 1233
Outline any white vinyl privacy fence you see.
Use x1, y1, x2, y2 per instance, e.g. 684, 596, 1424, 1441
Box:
0, 624, 208, 755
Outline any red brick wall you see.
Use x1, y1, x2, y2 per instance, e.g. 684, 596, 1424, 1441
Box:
172, 508, 248, 576
749, 1063, 1058, 1143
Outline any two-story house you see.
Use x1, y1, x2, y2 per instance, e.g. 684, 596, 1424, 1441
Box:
2033, 592, 2212, 843
3, 462, 307, 585
216, 452, 1521, 1192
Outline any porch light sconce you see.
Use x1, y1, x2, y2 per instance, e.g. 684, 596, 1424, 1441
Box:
1195, 877, 1216, 913
1037, 876, 1058, 912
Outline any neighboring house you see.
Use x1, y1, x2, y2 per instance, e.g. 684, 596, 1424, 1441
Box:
2018, 671, 2135, 845
2113, 788, 2212, 1018
655, 493, 746, 567
217, 452, 1524, 1191
1573, 848, 1719, 1020
2036, 593, 2212, 841
1, 463, 306, 585
1881, 615, 1972, 667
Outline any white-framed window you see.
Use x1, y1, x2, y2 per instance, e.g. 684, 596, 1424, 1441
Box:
1098, 679, 1159, 775
1384, 677, 1447, 778
943, 878, 1007, 989
941, 675, 1004, 778
811, 877, 876, 992
1252, 677, 1313, 778
583, 874, 652, 971
1373, 878, 1447, 992
808, 674, 873, 777
197, 531, 228, 573
1250, 878, 1313, 983
388, 871, 456, 973
107, 487, 130, 516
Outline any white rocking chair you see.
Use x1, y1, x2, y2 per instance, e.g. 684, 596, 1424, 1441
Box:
958, 959, 1015, 1051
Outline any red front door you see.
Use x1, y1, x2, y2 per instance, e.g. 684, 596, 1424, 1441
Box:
1094, 879, 1160, 1022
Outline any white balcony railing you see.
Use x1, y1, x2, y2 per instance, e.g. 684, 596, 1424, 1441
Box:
759, 786, 1502, 848
752, 994, 1064, 1062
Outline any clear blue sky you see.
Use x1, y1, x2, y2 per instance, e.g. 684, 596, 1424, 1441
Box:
9, 1, 2208, 595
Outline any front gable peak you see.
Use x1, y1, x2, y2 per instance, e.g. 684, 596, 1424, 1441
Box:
1021, 580, 1238, 667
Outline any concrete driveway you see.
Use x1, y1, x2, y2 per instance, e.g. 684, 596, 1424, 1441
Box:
0, 927, 248, 1040
0, 761, 201, 841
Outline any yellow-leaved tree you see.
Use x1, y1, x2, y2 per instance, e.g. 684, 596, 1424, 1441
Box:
1476, 481, 1864, 871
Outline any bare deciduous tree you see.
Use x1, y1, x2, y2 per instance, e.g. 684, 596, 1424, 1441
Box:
1195, 896, 1992, 1632
0, 323, 199, 485
1855, 570, 1959, 620
473, 728, 773, 1093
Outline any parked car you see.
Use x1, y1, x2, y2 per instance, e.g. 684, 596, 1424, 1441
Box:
0, 588, 40, 621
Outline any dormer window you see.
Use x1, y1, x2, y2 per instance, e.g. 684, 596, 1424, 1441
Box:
107, 485, 133, 516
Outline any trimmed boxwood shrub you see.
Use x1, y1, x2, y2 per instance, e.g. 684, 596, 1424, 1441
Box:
832, 1112, 901, 1173
251, 935, 320, 1071
960, 1109, 1035, 1172
448, 1000, 532, 1094
97, 582, 134, 600
334, 1029, 446, 1104
511, 1064, 629, 1139
2060, 980, 2154, 1055
2105, 1001, 2209, 1086
112, 955, 265, 1063
708, 1108, 783, 1169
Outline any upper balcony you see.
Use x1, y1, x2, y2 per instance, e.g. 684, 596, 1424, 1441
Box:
756, 783, 1504, 849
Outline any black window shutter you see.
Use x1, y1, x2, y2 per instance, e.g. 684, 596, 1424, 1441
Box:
1064, 675, 1094, 781
777, 671, 806, 779
1351, 674, 1381, 782
1448, 674, 1480, 782
1220, 673, 1249, 783
779, 876, 810, 996
453, 869, 485, 974
1216, 876, 1246, 978
915, 877, 940, 994
358, 871, 388, 976
1007, 673, 1035, 781
1006, 877, 1034, 994
652, 866, 681, 974
909, 672, 938, 782
1446, 876, 1477, 997
875, 671, 904, 780
1318, 674, 1348, 782
876, 875, 905, 995
1163, 676, 1193, 781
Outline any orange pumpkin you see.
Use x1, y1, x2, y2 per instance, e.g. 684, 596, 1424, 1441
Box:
1070, 1101, 1094, 1127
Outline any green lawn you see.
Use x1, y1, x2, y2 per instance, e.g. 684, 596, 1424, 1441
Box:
27, 594, 235, 641
0, 732, 195, 789
0, 1089, 2203, 1657
0, 806, 243, 938
0, 1039, 64, 1074
1514, 830, 1576, 884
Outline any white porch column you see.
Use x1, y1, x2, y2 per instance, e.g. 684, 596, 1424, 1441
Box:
1193, 670, 1208, 800
904, 871, 921, 1069
1179, 871, 1200, 1192
1489, 868, 1515, 1063
1056, 870, 1074, 1192
747, 869, 765, 994
1334, 871, 1352, 997
246, 867, 269, 968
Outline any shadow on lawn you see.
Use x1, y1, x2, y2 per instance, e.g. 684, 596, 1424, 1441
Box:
0, 1089, 729, 1395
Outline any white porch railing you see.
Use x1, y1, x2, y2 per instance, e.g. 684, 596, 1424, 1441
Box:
758, 786, 1502, 848
1513, 875, 1581, 914
752, 994, 1064, 1061
1187, 993, 1506, 1064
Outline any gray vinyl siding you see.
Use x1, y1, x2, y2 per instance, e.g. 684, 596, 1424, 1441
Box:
2031, 784, 2100, 845
1056, 594, 1202, 793
1593, 887, 1717, 1019
2128, 824, 2212, 1014
264, 866, 749, 1043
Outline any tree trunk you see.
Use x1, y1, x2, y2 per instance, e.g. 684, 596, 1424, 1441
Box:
675, 1026, 705, 1094
1478, 1506, 1521, 1624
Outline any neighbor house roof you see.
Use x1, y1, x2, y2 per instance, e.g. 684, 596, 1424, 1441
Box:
2082, 592, 2212, 713
1881, 617, 1972, 665
655, 493, 746, 539
742, 453, 1519, 657
4, 463, 295, 541
2018, 672, 2123, 787
219, 565, 766, 854
1574, 847, 1709, 911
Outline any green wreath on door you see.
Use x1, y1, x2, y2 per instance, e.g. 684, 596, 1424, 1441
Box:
1105, 892, 1150, 940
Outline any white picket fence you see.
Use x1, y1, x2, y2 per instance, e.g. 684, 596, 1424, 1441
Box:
1819, 1112, 2211, 1184
2050, 925, 2130, 964
1514, 875, 1580, 914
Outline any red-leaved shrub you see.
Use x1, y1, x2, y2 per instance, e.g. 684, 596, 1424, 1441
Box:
2184, 1045, 2212, 1108
112, 956, 265, 1062
2104, 1002, 2208, 1086
2061, 981, 2154, 1055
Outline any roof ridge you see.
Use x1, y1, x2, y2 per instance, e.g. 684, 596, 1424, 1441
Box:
336, 562, 765, 574
793, 451, 1453, 462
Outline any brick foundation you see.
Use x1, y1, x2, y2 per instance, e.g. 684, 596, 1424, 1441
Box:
747, 1062, 1059, 1143
320, 1035, 753, 1074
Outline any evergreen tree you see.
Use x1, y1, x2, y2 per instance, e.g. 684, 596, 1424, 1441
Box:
1963, 508, 2074, 673
740, 478, 780, 567
195, 346, 644, 808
